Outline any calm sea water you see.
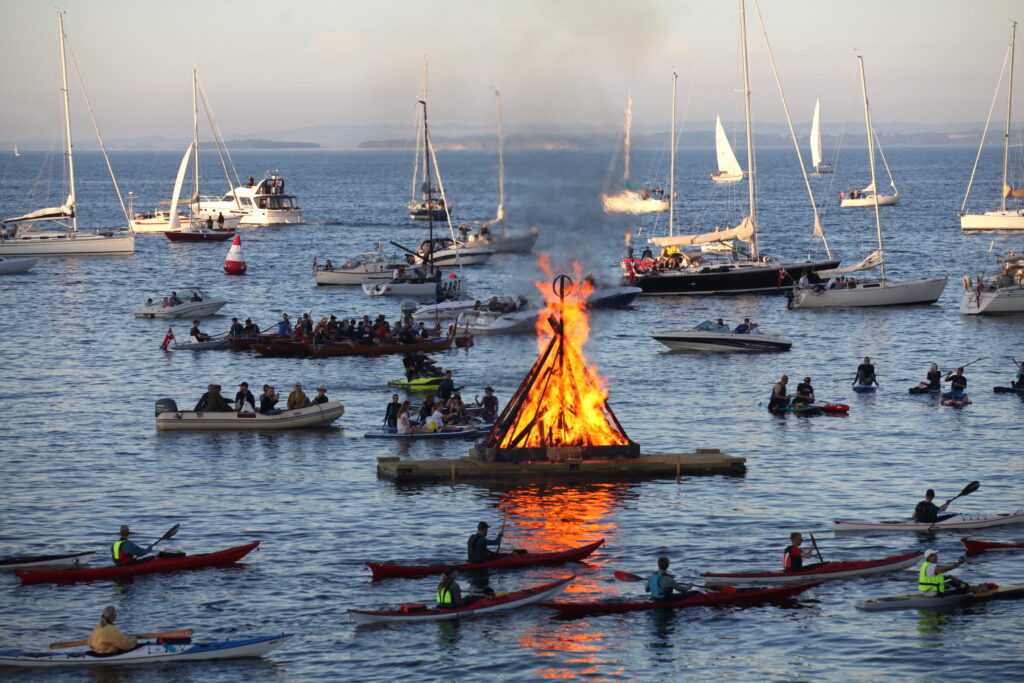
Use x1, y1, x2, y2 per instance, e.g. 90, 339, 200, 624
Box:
0, 145, 1021, 682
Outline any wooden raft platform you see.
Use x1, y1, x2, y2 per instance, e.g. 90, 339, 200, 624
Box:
376, 449, 745, 485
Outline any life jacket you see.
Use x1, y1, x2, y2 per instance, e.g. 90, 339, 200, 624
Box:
111, 539, 133, 564
919, 561, 945, 594
437, 584, 454, 605
648, 572, 666, 599
782, 545, 802, 571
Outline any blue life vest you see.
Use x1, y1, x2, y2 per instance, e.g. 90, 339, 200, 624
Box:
648, 572, 665, 599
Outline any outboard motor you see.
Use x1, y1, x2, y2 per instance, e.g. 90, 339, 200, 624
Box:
155, 398, 178, 417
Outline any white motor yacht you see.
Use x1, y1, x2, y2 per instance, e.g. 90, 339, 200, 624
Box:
456, 309, 536, 335
314, 249, 405, 285
197, 174, 303, 226
134, 288, 228, 318
652, 320, 792, 353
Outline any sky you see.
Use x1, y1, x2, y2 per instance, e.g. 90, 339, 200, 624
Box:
0, 0, 1020, 144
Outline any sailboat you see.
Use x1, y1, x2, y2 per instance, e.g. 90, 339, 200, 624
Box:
625, 1, 838, 296
600, 96, 670, 214
0, 12, 134, 257
810, 98, 833, 174
789, 56, 946, 309
13, 143, 20, 157
407, 60, 449, 222
710, 116, 744, 182
840, 127, 900, 206
960, 21, 1024, 232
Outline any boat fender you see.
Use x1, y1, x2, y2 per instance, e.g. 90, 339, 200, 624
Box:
155, 398, 178, 417
962, 275, 971, 290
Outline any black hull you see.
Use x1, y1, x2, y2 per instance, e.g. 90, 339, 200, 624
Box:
633, 259, 841, 295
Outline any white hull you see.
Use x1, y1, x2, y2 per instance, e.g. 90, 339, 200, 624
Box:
131, 214, 241, 233
456, 309, 536, 335
789, 277, 947, 308
170, 339, 231, 350
702, 553, 919, 586
237, 208, 303, 225
652, 330, 791, 353
134, 298, 228, 319
415, 248, 493, 267
840, 192, 900, 207
710, 172, 743, 183
413, 299, 482, 321
0, 551, 93, 570
0, 232, 134, 257
156, 402, 344, 431
600, 190, 669, 215
464, 228, 538, 254
834, 510, 1024, 533
316, 265, 397, 285
960, 285, 1024, 314
363, 277, 466, 299
0, 257, 38, 273
960, 210, 1024, 232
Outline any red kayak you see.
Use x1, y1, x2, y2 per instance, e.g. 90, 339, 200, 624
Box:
15, 542, 259, 584
962, 537, 1024, 554
541, 582, 819, 616
700, 551, 920, 586
367, 539, 604, 580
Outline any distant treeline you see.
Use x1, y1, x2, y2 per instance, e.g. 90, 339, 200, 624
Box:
223, 139, 321, 149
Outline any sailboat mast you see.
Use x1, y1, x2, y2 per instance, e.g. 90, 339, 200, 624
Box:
1001, 21, 1017, 213
57, 11, 77, 233
421, 59, 430, 198
495, 89, 505, 223
624, 96, 632, 183
739, 0, 758, 260
669, 72, 677, 237
192, 67, 200, 208
420, 99, 434, 273
858, 55, 886, 281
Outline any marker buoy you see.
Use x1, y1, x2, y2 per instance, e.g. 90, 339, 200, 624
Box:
224, 234, 247, 275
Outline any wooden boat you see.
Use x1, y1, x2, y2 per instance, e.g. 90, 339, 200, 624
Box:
0, 551, 94, 571
155, 401, 344, 431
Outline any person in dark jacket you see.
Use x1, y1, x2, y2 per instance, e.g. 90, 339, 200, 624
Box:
259, 385, 279, 414
467, 521, 504, 563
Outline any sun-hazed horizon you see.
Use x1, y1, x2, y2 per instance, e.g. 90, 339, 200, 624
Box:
0, 0, 1020, 146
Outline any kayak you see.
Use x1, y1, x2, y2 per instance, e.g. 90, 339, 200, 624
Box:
852, 384, 877, 393
961, 537, 1024, 554
701, 551, 920, 586
348, 576, 573, 625
834, 510, 1024, 533
941, 395, 971, 407
541, 582, 819, 617
387, 376, 443, 391
0, 634, 291, 668
993, 386, 1024, 394
363, 427, 480, 439
366, 539, 605, 579
0, 551, 94, 571
857, 583, 1024, 612
16, 542, 259, 584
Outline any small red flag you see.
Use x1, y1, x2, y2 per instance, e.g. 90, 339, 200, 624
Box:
160, 327, 175, 351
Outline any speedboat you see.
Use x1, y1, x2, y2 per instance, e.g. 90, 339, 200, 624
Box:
455, 309, 536, 335
134, 288, 228, 318
194, 174, 303, 226
0, 257, 38, 274
588, 285, 642, 309
363, 274, 466, 299
652, 320, 792, 352
413, 296, 527, 322
314, 249, 405, 285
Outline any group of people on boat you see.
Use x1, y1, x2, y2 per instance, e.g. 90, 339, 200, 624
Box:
385, 381, 498, 433
145, 290, 202, 309
622, 245, 706, 278
767, 375, 816, 411
258, 312, 442, 347
193, 381, 330, 414
727, 318, 766, 335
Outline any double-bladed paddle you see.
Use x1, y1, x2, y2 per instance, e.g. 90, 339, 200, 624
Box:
145, 523, 180, 553
942, 481, 980, 508
613, 570, 727, 593
495, 513, 508, 555
809, 532, 825, 563
50, 629, 193, 649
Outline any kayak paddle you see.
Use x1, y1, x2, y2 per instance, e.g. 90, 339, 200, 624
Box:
146, 523, 180, 553
613, 570, 644, 582
943, 481, 980, 507
809, 532, 825, 563
495, 513, 508, 555
51, 629, 193, 649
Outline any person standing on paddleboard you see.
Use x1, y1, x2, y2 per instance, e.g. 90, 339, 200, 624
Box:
645, 557, 697, 601
912, 489, 954, 523
111, 526, 152, 565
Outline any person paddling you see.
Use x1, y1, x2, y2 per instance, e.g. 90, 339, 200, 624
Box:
645, 557, 697, 601
912, 489, 954, 523
943, 367, 968, 400
767, 375, 789, 411
467, 522, 504, 563
782, 532, 822, 572
436, 567, 479, 607
1012, 361, 1024, 389
88, 606, 138, 655
919, 549, 973, 596
855, 356, 878, 387
111, 526, 152, 565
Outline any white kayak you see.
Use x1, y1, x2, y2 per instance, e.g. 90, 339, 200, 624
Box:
0, 551, 94, 571
857, 584, 1024, 612
0, 634, 291, 668
155, 401, 345, 431
834, 510, 1024, 533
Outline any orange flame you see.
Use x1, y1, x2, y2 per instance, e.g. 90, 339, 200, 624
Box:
495, 255, 628, 448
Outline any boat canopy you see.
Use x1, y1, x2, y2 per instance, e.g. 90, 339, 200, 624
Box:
2, 196, 74, 224
1004, 183, 1024, 198
648, 215, 755, 248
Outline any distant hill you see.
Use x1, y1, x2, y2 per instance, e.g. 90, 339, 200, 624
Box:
223, 139, 321, 150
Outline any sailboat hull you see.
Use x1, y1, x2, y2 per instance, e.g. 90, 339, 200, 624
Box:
960, 210, 1024, 232
840, 192, 900, 207
631, 260, 840, 295
960, 285, 1024, 314
789, 277, 947, 308
0, 231, 134, 256
710, 172, 744, 183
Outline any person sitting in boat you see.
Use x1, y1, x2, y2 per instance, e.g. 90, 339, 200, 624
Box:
443, 394, 469, 425
242, 318, 259, 337
235, 382, 256, 413
714, 318, 730, 332
323, 259, 334, 272
782, 532, 822, 572
384, 394, 401, 428
734, 318, 751, 334
88, 606, 138, 655
645, 557, 696, 602
436, 567, 477, 607
259, 385, 279, 414
748, 323, 763, 335
846, 277, 858, 289
475, 387, 499, 423
798, 270, 810, 289
919, 549, 971, 596
830, 276, 845, 290
188, 321, 211, 343
277, 314, 291, 339
911, 489, 954, 523
479, 224, 490, 238
168, 291, 183, 306
312, 317, 329, 344
311, 385, 329, 405
228, 317, 244, 338
195, 384, 232, 412
423, 406, 446, 432
467, 522, 504, 563
1013, 361, 1024, 389
855, 357, 878, 387
111, 526, 152, 566
942, 367, 967, 399
418, 395, 436, 423
917, 363, 943, 391
396, 400, 423, 435
793, 377, 815, 406
287, 383, 309, 410
767, 375, 789, 412
162, 297, 171, 307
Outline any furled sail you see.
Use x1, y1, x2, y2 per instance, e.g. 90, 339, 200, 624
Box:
817, 249, 884, 278
648, 215, 755, 247
1003, 183, 1024, 199
715, 116, 743, 176
810, 98, 823, 169
861, 181, 876, 194
1, 194, 75, 224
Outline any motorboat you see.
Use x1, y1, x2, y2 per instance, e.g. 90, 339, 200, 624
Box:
363, 273, 466, 299
961, 257, 1024, 314
155, 399, 344, 431
456, 309, 536, 335
134, 288, 228, 318
710, 115, 744, 183
600, 95, 670, 214
165, 228, 234, 242
195, 174, 303, 226
652, 320, 792, 352
413, 295, 527, 321
588, 285, 641, 308
0, 257, 38, 274
410, 237, 493, 267
314, 249, 405, 285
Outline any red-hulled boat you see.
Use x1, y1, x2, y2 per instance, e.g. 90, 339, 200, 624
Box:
962, 537, 1024, 554
700, 551, 920, 586
541, 582, 819, 616
16, 542, 259, 584
366, 539, 605, 580
165, 230, 235, 242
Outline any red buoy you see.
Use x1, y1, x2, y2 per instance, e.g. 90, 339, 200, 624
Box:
224, 234, 247, 275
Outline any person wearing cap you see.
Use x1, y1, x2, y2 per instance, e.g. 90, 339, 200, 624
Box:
111, 526, 152, 565
912, 489, 953, 524
228, 317, 244, 338
919, 549, 969, 596
466, 522, 504, 563
782, 532, 820, 572
287, 383, 309, 410
189, 320, 211, 343
646, 557, 697, 601
312, 385, 330, 405
88, 606, 138, 654
793, 377, 815, 406
235, 382, 256, 413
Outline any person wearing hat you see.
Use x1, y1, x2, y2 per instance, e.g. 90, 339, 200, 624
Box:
467, 521, 504, 564
88, 606, 137, 654
228, 317, 244, 338
912, 489, 953, 524
919, 549, 970, 596
793, 377, 815, 407
234, 382, 256, 413
287, 382, 309, 410
312, 385, 330, 405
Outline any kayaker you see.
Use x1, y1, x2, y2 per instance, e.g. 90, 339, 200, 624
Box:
912, 489, 953, 523
943, 367, 967, 399
87, 606, 137, 655
467, 522, 504, 563
919, 549, 971, 596
384, 394, 401, 428
767, 375, 789, 411
782, 532, 821, 572
436, 567, 477, 607
287, 383, 309, 410
855, 357, 878, 386
645, 557, 696, 601
111, 526, 152, 565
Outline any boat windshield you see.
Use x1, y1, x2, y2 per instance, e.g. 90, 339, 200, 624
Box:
693, 320, 719, 331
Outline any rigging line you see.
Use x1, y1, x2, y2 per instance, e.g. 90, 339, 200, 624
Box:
196, 75, 242, 192
425, 135, 463, 273
960, 41, 1011, 214
872, 127, 897, 191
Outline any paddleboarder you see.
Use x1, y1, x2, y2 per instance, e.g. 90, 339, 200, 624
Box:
1012, 361, 1024, 389
855, 357, 878, 387
467, 522, 504, 563
919, 549, 972, 596
911, 489, 953, 523
88, 606, 137, 654
111, 526, 152, 565
645, 557, 697, 601
943, 367, 968, 399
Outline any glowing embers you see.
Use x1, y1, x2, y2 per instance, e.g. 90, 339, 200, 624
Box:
477, 266, 638, 463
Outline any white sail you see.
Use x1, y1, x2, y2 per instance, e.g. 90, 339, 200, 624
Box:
715, 116, 743, 176
167, 143, 193, 232
810, 98, 823, 169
